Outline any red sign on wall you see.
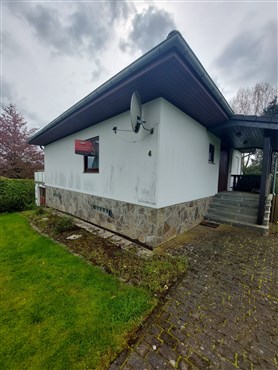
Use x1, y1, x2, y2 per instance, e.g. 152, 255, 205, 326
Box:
75, 140, 95, 156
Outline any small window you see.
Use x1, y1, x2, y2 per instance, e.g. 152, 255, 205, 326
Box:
208, 143, 215, 163
84, 136, 99, 173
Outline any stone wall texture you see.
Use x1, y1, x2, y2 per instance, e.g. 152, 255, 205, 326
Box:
46, 186, 213, 248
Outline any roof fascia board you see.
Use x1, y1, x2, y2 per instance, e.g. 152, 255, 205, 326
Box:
211, 120, 278, 131
233, 114, 278, 123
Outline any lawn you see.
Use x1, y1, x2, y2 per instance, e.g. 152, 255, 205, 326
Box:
0, 213, 154, 370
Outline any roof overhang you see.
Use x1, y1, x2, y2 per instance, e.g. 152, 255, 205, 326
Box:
29, 31, 233, 146
210, 115, 278, 152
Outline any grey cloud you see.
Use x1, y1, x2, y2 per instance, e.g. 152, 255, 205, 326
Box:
106, 1, 133, 21
7, 2, 134, 58
23, 5, 66, 52
120, 6, 176, 53
215, 21, 277, 88
1, 78, 44, 128
1, 78, 14, 105
91, 59, 107, 82
23, 109, 44, 126
1, 31, 25, 58
66, 5, 108, 56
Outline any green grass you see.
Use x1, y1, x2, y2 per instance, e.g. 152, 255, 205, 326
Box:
0, 213, 154, 370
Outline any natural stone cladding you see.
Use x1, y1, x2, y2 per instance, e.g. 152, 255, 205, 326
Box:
46, 186, 212, 248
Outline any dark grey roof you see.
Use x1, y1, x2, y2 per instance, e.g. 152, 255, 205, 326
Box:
28, 30, 278, 152
232, 114, 278, 124
29, 30, 233, 146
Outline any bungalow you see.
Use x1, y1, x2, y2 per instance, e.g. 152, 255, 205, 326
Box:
30, 30, 278, 248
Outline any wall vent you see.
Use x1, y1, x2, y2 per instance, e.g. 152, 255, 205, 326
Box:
92, 204, 112, 217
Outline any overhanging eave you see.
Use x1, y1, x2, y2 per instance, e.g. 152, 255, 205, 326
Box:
210, 115, 278, 151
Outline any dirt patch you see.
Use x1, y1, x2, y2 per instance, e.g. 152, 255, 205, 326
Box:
26, 209, 187, 296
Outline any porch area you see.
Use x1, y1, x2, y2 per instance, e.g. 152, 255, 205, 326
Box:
209, 114, 278, 231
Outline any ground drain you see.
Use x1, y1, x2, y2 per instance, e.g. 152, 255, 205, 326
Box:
200, 220, 219, 228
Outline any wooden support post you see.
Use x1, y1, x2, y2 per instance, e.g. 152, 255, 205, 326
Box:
257, 137, 272, 225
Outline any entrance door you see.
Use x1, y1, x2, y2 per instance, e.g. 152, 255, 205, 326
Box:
218, 150, 229, 192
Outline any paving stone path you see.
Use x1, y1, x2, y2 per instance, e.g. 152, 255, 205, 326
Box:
110, 225, 278, 369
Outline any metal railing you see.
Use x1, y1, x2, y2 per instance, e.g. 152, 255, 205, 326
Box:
34, 171, 45, 184
231, 174, 261, 192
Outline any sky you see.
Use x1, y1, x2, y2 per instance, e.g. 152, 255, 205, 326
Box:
1, 0, 277, 130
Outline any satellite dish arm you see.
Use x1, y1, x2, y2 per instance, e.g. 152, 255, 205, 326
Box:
113, 126, 133, 134
113, 91, 154, 135
141, 119, 154, 134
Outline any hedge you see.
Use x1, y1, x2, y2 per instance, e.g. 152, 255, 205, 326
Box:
0, 177, 35, 213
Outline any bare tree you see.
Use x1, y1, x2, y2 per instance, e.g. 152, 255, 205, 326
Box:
263, 96, 278, 116
0, 104, 44, 178
230, 82, 277, 116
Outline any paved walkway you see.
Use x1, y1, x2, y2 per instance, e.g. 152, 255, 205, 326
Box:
110, 225, 278, 369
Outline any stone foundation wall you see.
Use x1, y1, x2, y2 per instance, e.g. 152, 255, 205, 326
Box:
46, 186, 213, 248
155, 197, 213, 245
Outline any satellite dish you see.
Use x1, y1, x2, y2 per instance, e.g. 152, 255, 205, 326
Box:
130, 91, 142, 133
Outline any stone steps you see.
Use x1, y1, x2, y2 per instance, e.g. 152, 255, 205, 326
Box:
207, 208, 257, 224
215, 192, 259, 199
210, 203, 258, 216
204, 191, 270, 232
214, 193, 259, 204
204, 214, 268, 233
212, 200, 259, 209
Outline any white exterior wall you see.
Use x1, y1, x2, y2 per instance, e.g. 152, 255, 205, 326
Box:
44, 97, 221, 209
44, 99, 161, 207
228, 149, 242, 190
34, 171, 45, 206
156, 99, 220, 208
230, 149, 242, 175
35, 184, 39, 206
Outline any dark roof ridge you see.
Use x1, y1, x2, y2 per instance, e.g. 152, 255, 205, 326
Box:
231, 114, 278, 123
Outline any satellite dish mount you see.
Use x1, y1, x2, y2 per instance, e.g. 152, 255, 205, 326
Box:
130, 91, 153, 134
113, 91, 153, 134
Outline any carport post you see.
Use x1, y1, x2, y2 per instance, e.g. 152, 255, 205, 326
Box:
272, 156, 277, 195
257, 136, 272, 225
